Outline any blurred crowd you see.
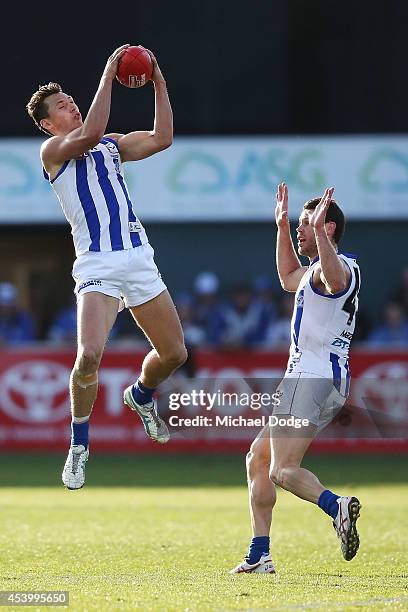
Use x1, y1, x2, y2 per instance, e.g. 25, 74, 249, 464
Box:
1, 267, 408, 349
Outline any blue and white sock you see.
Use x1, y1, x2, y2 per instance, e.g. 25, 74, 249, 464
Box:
71, 415, 89, 449
132, 379, 155, 406
318, 489, 340, 519
247, 536, 270, 564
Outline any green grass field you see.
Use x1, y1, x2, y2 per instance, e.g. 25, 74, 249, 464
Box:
0, 454, 407, 611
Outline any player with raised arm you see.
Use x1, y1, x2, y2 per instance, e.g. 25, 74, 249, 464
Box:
230, 183, 362, 574
26, 45, 187, 489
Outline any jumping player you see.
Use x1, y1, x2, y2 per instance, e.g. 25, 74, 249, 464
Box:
26, 45, 187, 489
230, 184, 362, 573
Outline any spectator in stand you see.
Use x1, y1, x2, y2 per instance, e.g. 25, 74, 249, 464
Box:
252, 275, 279, 324
48, 304, 77, 343
220, 284, 271, 348
367, 301, 408, 346
48, 300, 119, 344
352, 308, 372, 343
393, 265, 408, 316
264, 293, 295, 348
176, 293, 205, 347
192, 272, 225, 346
114, 309, 147, 344
172, 293, 203, 377
0, 282, 35, 345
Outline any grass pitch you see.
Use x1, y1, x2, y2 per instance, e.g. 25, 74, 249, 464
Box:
0, 454, 407, 611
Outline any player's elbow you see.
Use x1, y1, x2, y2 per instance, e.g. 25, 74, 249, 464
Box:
279, 277, 295, 292
280, 280, 291, 292
328, 280, 347, 294
155, 135, 173, 151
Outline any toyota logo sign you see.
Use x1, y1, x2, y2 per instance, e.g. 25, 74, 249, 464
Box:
354, 361, 408, 422
0, 360, 70, 423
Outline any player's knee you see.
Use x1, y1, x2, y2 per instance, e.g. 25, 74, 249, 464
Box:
76, 346, 103, 376
161, 344, 188, 369
246, 447, 269, 480
270, 463, 291, 488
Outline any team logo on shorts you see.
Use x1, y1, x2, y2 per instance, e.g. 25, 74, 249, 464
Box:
78, 279, 102, 293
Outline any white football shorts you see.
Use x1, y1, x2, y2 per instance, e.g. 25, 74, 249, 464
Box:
72, 243, 167, 310
273, 372, 346, 431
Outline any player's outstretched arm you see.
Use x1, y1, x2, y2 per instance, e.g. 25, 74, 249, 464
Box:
311, 187, 349, 294
107, 51, 173, 162
275, 182, 307, 291
41, 45, 129, 167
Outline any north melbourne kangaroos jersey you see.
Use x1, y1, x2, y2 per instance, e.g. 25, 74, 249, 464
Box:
287, 253, 361, 396
43, 137, 148, 256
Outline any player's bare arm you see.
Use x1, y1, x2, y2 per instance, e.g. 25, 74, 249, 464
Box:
310, 187, 349, 295
275, 182, 308, 291
106, 51, 173, 162
41, 44, 129, 175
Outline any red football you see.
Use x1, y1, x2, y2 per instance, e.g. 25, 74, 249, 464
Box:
116, 46, 153, 88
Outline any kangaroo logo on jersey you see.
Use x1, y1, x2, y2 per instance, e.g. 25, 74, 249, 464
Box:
296, 293, 304, 307
104, 141, 117, 154
113, 156, 121, 174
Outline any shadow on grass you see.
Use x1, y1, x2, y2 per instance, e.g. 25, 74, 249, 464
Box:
0, 454, 407, 487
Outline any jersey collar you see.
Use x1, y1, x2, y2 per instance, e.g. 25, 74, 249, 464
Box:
309, 250, 355, 267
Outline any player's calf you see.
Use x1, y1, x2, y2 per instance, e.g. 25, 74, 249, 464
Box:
231, 435, 277, 574
63, 347, 102, 490
247, 449, 276, 509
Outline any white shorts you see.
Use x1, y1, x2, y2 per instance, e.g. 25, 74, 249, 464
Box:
273, 372, 346, 431
72, 244, 167, 309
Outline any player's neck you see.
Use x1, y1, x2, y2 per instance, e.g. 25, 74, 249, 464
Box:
308, 241, 338, 264
51, 126, 77, 138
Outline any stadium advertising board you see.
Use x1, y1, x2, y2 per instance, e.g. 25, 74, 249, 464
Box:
1, 137, 408, 222
0, 349, 406, 453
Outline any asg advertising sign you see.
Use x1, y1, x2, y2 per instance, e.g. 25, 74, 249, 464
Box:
1, 136, 408, 222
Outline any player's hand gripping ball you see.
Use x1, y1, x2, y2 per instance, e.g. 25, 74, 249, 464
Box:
116, 46, 153, 88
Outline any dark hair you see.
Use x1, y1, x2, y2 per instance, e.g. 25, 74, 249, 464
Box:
303, 198, 346, 244
26, 82, 62, 135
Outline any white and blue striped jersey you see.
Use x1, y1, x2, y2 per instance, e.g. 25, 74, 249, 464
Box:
287, 253, 361, 396
43, 137, 148, 256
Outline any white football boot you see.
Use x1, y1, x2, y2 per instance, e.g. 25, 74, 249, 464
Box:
333, 496, 362, 560
123, 386, 170, 443
62, 444, 89, 490
229, 554, 276, 574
